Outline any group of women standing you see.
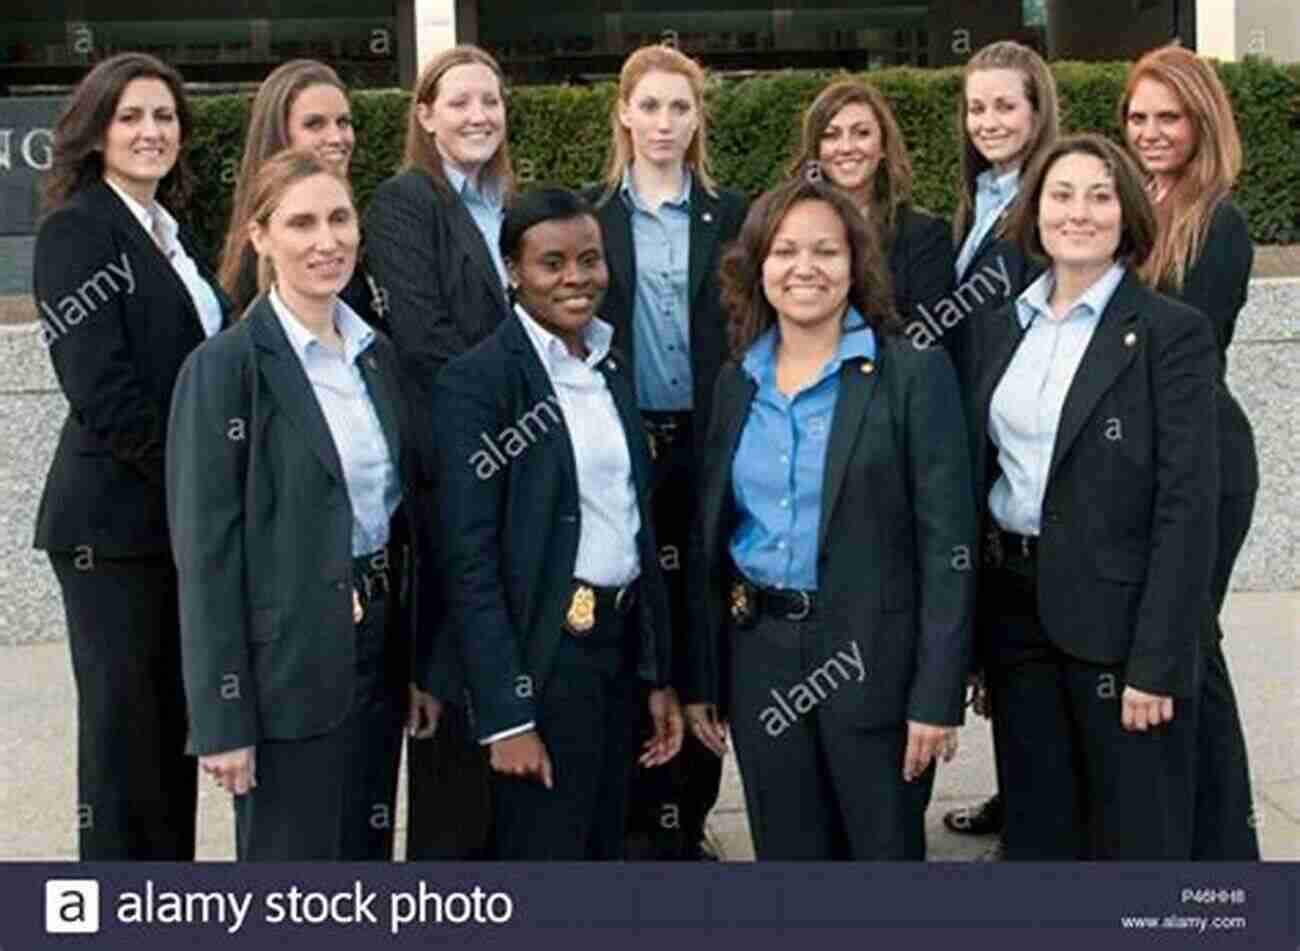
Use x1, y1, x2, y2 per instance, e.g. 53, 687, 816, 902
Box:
33, 35, 1258, 862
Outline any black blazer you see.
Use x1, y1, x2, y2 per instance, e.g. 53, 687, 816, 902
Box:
166, 296, 417, 755
431, 313, 673, 742
590, 182, 747, 451
363, 167, 512, 417
889, 205, 955, 328
970, 269, 1219, 698
689, 333, 977, 728
33, 181, 233, 556
1174, 199, 1257, 496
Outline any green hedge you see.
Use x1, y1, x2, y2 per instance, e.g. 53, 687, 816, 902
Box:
186, 59, 1299, 256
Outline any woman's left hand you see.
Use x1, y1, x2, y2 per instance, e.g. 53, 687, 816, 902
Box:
1121, 687, 1174, 732
641, 687, 684, 767
407, 683, 442, 739
903, 720, 957, 782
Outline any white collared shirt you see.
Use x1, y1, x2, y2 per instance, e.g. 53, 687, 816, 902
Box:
954, 166, 1021, 280
103, 177, 224, 338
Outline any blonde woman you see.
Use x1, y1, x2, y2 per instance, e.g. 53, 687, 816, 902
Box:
1121, 43, 1259, 860
590, 44, 746, 860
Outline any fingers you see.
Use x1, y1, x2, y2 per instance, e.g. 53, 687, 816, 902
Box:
903, 723, 944, 782
940, 729, 959, 762
538, 747, 554, 790
664, 702, 685, 759
689, 716, 728, 757
202, 749, 255, 795
1121, 688, 1176, 732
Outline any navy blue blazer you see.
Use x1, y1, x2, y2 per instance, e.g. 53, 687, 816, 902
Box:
431, 311, 672, 741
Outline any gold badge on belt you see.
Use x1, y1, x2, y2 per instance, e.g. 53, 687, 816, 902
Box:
729, 580, 754, 628
565, 584, 597, 636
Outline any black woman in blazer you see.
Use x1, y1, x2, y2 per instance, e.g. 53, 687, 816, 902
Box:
588, 51, 747, 858
431, 188, 680, 859
1122, 43, 1261, 859
32, 54, 232, 860
687, 179, 976, 861
969, 135, 1218, 860
168, 151, 416, 860
361, 46, 518, 859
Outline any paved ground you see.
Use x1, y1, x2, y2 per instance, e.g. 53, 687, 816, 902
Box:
1, 591, 1295, 861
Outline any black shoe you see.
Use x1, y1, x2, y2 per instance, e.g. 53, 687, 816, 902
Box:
943, 795, 1004, 836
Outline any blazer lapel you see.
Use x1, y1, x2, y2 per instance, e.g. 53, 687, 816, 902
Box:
445, 194, 510, 315
699, 367, 756, 568
1045, 272, 1143, 486
598, 198, 637, 348
687, 189, 720, 310
816, 357, 878, 553
957, 207, 1009, 284
248, 299, 344, 483
502, 315, 578, 493
600, 351, 652, 501
357, 345, 402, 471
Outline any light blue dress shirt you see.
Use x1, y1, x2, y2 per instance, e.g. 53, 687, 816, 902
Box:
988, 261, 1127, 536
619, 164, 694, 411
954, 167, 1020, 280
104, 178, 224, 338
443, 160, 508, 288
729, 308, 876, 591
268, 287, 401, 556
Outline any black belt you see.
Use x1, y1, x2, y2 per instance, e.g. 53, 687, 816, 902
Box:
730, 575, 817, 625
564, 577, 639, 637
351, 546, 391, 626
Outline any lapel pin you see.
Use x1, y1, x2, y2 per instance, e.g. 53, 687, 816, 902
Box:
607, 358, 618, 372
702, 211, 714, 223
1123, 331, 1137, 348
364, 355, 378, 370
860, 359, 875, 375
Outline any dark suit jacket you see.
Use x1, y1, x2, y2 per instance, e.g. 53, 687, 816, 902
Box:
363, 167, 512, 417
431, 313, 673, 742
1174, 199, 1257, 496
889, 205, 955, 328
589, 182, 747, 452
33, 181, 233, 556
970, 269, 1219, 698
166, 295, 417, 755
689, 332, 977, 728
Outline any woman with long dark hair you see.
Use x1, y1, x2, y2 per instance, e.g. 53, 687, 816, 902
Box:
33, 52, 231, 859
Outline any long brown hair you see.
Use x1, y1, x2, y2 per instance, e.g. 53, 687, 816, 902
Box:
244, 149, 354, 301
1004, 134, 1157, 270
1119, 44, 1242, 291
952, 41, 1060, 244
219, 60, 348, 306
599, 44, 719, 199
719, 178, 899, 358
401, 45, 515, 199
786, 78, 914, 252
42, 52, 194, 214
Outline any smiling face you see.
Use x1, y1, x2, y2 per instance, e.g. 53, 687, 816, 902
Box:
1037, 151, 1122, 271
286, 83, 354, 174
965, 68, 1036, 174
1124, 76, 1197, 187
618, 68, 699, 170
99, 77, 180, 204
507, 215, 609, 347
762, 199, 852, 329
249, 172, 358, 308
817, 101, 884, 197
417, 62, 505, 177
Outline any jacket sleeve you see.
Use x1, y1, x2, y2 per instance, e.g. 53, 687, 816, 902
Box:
166, 340, 260, 755
900, 212, 956, 325
901, 345, 978, 727
363, 176, 466, 413
35, 207, 167, 487
1124, 306, 1219, 697
431, 362, 537, 741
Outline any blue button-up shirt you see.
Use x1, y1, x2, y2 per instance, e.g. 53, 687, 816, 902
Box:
444, 160, 508, 289
954, 167, 1020, 280
988, 261, 1126, 536
269, 287, 401, 556
619, 165, 694, 411
729, 308, 876, 590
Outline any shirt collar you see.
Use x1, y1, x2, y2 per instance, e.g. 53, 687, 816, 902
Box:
443, 159, 500, 208
619, 163, 693, 212
976, 166, 1020, 201
741, 306, 877, 384
103, 176, 177, 247
269, 285, 374, 364
514, 302, 614, 373
1015, 261, 1127, 329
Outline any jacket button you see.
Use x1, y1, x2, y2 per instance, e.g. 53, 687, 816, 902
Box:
333, 580, 348, 591
1044, 508, 1063, 527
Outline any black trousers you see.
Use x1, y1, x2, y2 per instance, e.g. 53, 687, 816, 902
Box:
985, 560, 1197, 860
625, 413, 724, 858
728, 612, 934, 861
491, 613, 640, 860
1193, 491, 1259, 859
233, 555, 404, 860
49, 552, 196, 860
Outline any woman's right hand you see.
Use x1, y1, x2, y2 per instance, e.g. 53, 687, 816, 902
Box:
489, 731, 553, 788
200, 747, 256, 795
686, 702, 729, 757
